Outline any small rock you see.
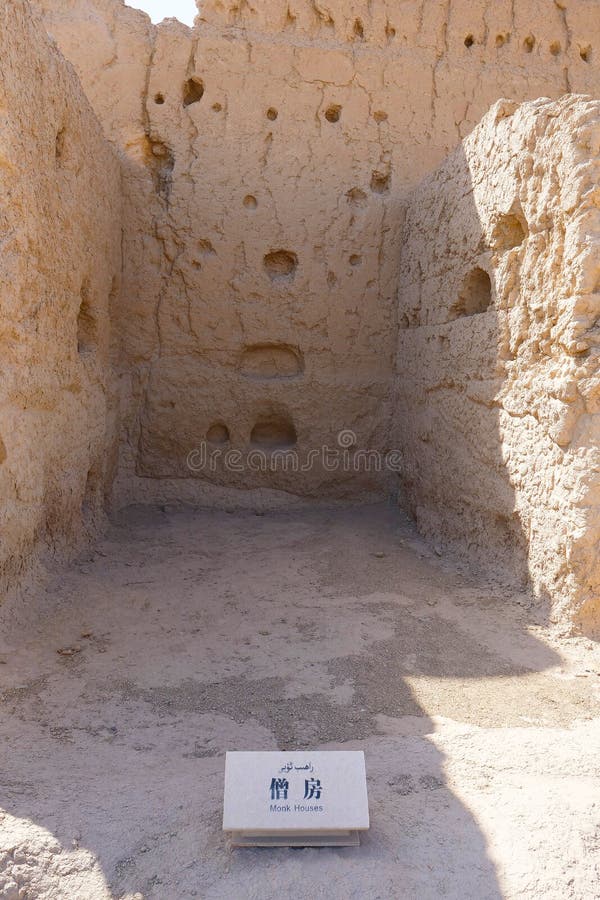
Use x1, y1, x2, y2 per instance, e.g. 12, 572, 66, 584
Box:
57, 646, 82, 657
2, 882, 19, 900
374, 551, 385, 559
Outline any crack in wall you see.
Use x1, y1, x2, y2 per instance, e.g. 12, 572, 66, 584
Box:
22, 0, 600, 633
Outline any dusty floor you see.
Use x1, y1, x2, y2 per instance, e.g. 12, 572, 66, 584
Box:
0, 504, 599, 899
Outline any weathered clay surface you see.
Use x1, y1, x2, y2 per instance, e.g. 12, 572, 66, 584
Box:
0, 0, 121, 603
0, 506, 599, 899
396, 96, 600, 636
4, 0, 600, 626
2, 4, 600, 896
36, 0, 600, 506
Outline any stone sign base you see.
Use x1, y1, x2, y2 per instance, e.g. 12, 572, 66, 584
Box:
229, 829, 361, 848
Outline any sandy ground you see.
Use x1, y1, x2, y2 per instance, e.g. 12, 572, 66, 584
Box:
0, 504, 599, 899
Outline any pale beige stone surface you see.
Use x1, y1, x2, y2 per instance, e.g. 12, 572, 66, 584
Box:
0, 0, 121, 604
396, 96, 600, 636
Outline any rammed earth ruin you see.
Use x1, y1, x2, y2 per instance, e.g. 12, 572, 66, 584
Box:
2, 0, 600, 634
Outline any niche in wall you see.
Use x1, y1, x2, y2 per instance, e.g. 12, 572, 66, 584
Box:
250, 410, 297, 449
449, 267, 493, 319
239, 344, 303, 379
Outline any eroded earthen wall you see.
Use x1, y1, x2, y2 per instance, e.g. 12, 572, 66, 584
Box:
396, 96, 600, 634
21, 0, 600, 629
0, 0, 122, 598
33, 0, 600, 506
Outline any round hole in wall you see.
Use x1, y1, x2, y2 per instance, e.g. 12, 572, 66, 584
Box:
207, 423, 230, 444
523, 34, 535, 53
373, 110, 388, 123
550, 40, 561, 56
154, 92, 165, 105
183, 76, 204, 107
263, 249, 298, 281
266, 107, 278, 121
495, 32, 509, 48
464, 33, 474, 48
349, 254, 362, 267
346, 187, 368, 207
370, 170, 391, 194
212, 102, 223, 112
580, 44, 592, 62
325, 104, 342, 123
243, 195, 258, 210
0, 435, 6, 464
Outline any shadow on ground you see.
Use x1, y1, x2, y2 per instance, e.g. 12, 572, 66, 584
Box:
1, 505, 592, 899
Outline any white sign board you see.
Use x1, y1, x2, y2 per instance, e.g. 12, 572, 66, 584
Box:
223, 750, 369, 847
